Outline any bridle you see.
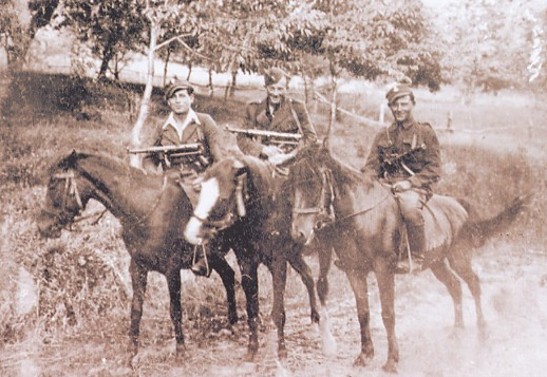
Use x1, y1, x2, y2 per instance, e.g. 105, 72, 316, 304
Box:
292, 166, 394, 228
43, 167, 169, 230
292, 167, 336, 230
42, 170, 85, 228
190, 172, 248, 234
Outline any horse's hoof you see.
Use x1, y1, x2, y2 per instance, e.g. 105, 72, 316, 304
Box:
175, 343, 186, 358
311, 309, 320, 324
243, 350, 257, 362
229, 314, 238, 326
353, 352, 372, 367
478, 323, 489, 343
278, 347, 288, 360
382, 360, 398, 374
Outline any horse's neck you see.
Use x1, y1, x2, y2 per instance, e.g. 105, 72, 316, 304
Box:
333, 177, 391, 219
246, 159, 277, 204
78, 158, 160, 221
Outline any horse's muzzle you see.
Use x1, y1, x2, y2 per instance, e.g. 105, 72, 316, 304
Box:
184, 216, 205, 245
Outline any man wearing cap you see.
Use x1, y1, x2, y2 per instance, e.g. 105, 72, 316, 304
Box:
362, 83, 441, 273
143, 78, 227, 277
143, 78, 224, 174
236, 67, 317, 165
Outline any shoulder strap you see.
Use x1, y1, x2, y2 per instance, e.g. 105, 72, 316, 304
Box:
288, 99, 304, 135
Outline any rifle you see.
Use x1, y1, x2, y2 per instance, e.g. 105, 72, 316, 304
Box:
225, 125, 301, 146
127, 143, 203, 156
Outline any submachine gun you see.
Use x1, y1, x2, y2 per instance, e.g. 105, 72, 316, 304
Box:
128, 143, 203, 158
128, 143, 210, 170
225, 125, 301, 152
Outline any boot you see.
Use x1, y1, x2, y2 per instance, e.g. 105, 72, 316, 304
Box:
396, 224, 426, 274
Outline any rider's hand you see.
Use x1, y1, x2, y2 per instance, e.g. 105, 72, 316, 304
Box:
191, 176, 203, 192
268, 153, 293, 166
261, 145, 284, 158
393, 180, 412, 192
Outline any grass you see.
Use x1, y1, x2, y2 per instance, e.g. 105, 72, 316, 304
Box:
0, 71, 545, 361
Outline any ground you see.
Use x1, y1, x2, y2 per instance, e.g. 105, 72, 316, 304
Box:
2, 241, 546, 377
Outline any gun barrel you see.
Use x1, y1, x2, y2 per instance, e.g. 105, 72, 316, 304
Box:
128, 143, 202, 154
225, 126, 301, 140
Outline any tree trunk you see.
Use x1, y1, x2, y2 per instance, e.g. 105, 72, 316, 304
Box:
163, 47, 171, 87
186, 61, 192, 81
130, 23, 159, 168
208, 66, 214, 97
98, 33, 119, 79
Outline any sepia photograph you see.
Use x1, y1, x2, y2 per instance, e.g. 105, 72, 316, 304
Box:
0, 0, 545, 376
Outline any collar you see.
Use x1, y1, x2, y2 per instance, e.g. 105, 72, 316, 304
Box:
162, 109, 201, 139
388, 115, 416, 131
266, 96, 285, 115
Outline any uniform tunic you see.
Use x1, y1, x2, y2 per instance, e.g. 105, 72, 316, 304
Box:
237, 96, 317, 157
144, 110, 224, 173
363, 116, 441, 191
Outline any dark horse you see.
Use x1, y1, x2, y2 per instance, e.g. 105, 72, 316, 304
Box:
184, 155, 321, 360
288, 144, 529, 373
37, 151, 237, 361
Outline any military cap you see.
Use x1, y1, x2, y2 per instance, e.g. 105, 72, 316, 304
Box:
385, 83, 414, 104
264, 67, 289, 86
165, 77, 194, 99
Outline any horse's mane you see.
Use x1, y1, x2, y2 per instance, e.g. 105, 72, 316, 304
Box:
293, 144, 368, 189
48, 150, 161, 188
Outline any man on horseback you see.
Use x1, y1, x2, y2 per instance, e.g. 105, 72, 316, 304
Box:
143, 78, 225, 175
142, 78, 227, 277
236, 67, 318, 166
362, 83, 441, 273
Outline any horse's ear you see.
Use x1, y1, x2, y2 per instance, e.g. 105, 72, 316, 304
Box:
232, 159, 245, 169
232, 158, 247, 176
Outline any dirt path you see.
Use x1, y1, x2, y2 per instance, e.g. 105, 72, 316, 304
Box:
2, 242, 545, 377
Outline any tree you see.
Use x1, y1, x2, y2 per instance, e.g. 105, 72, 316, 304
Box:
439, 0, 544, 96
61, 0, 147, 79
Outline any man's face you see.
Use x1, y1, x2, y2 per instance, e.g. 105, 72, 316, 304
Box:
388, 95, 414, 123
167, 90, 193, 114
266, 77, 287, 105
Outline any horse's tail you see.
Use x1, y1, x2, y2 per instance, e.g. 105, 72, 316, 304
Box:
457, 193, 532, 248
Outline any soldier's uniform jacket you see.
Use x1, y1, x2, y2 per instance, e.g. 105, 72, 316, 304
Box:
363, 116, 441, 190
144, 110, 224, 173
237, 96, 317, 157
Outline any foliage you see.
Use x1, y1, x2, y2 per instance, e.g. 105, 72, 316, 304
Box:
59, 0, 148, 78
308, 0, 444, 89
439, 0, 546, 94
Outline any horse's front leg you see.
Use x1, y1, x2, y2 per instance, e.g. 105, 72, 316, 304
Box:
270, 255, 288, 359
286, 249, 320, 324
239, 259, 260, 361
166, 267, 185, 357
375, 258, 399, 373
128, 259, 148, 363
345, 269, 375, 367
209, 254, 238, 325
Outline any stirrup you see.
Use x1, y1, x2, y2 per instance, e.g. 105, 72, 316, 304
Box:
191, 245, 211, 277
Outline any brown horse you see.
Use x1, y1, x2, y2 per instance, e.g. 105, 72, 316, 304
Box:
184, 155, 321, 361
288, 144, 529, 373
37, 151, 238, 362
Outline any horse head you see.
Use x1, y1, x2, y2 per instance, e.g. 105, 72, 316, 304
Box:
184, 157, 250, 245
37, 150, 92, 238
289, 145, 337, 245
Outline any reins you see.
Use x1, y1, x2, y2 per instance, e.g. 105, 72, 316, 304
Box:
47, 167, 169, 229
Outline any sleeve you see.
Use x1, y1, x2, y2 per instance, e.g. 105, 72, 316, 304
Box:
201, 114, 225, 162
408, 125, 441, 188
293, 100, 317, 150
142, 123, 163, 171
236, 102, 264, 157
360, 130, 384, 179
